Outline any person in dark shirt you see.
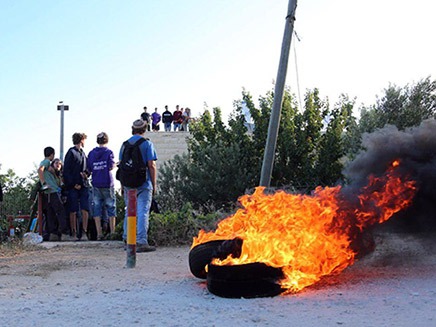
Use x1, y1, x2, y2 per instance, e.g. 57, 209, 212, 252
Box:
64, 133, 90, 241
162, 105, 173, 132
172, 105, 183, 131
140, 106, 151, 132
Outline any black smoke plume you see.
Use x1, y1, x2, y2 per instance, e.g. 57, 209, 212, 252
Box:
343, 119, 436, 232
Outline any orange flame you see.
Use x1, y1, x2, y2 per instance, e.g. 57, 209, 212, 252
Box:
192, 160, 417, 293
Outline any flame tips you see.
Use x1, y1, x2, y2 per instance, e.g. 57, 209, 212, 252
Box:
192, 158, 417, 294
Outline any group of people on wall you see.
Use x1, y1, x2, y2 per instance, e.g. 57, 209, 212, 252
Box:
140, 105, 192, 132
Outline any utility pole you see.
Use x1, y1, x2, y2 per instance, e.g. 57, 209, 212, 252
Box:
57, 101, 69, 161
259, 0, 298, 187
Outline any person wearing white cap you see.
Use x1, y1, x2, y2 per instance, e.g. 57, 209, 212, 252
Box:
118, 119, 157, 252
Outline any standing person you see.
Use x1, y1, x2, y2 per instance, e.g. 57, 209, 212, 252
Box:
172, 105, 183, 131
37, 147, 73, 241
117, 119, 157, 252
162, 105, 173, 132
151, 107, 161, 131
182, 107, 192, 132
49, 158, 71, 236
140, 106, 151, 132
87, 132, 116, 240
63, 133, 90, 241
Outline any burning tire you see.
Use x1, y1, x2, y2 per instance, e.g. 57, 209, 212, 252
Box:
189, 240, 226, 279
206, 262, 286, 298
189, 238, 243, 279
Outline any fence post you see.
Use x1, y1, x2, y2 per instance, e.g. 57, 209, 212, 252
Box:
126, 189, 137, 268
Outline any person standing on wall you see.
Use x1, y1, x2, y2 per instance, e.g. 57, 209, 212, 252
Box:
140, 106, 151, 132
182, 107, 191, 132
117, 119, 157, 252
63, 133, 90, 241
172, 105, 183, 131
87, 132, 117, 240
151, 107, 161, 131
162, 105, 173, 132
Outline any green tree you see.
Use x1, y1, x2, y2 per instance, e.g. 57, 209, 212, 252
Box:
360, 77, 436, 133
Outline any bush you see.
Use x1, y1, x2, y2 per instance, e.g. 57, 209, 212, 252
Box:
110, 203, 223, 246
148, 203, 222, 246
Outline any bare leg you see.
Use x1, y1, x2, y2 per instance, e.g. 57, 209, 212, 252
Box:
94, 216, 103, 239
81, 209, 88, 233
70, 212, 77, 237
109, 216, 116, 234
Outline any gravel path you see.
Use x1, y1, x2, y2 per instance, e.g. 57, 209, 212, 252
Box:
0, 233, 435, 327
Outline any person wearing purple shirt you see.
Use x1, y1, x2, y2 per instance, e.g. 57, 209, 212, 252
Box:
151, 107, 161, 131
87, 132, 116, 240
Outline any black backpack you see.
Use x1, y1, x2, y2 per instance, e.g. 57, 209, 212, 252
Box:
116, 138, 148, 188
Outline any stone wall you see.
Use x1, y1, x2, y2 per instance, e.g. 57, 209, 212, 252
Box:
144, 131, 189, 171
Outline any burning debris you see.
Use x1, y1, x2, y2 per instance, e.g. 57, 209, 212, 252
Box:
189, 119, 436, 298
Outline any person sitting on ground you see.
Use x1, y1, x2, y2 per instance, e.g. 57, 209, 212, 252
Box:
87, 132, 117, 240
151, 107, 161, 131
162, 105, 173, 132
140, 106, 151, 132
63, 133, 90, 241
172, 105, 183, 131
37, 147, 74, 241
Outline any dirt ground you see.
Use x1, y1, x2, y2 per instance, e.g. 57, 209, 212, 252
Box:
0, 233, 435, 327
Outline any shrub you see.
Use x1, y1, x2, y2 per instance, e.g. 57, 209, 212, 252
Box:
110, 203, 223, 246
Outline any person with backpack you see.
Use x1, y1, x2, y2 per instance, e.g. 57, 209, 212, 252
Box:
87, 132, 116, 241
117, 119, 157, 252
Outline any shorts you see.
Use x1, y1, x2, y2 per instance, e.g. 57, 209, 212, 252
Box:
67, 187, 90, 213
93, 187, 116, 217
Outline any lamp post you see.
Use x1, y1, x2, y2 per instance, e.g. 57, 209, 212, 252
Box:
57, 101, 69, 161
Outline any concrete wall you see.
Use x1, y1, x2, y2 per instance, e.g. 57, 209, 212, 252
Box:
144, 131, 190, 171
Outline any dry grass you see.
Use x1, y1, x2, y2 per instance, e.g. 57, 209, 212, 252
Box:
0, 239, 43, 258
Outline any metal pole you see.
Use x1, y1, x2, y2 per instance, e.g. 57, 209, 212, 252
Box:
259, 0, 298, 187
60, 104, 65, 161
126, 189, 137, 268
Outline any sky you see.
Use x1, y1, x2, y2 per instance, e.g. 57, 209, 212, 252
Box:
1, 0, 435, 178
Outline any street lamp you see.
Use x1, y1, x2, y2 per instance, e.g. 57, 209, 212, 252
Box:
57, 101, 69, 161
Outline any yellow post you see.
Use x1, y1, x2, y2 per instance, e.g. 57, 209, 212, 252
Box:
126, 189, 137, 268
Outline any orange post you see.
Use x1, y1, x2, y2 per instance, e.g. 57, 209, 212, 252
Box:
126, 189, 137, 268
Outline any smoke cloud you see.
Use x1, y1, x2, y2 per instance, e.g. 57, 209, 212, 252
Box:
343, 119, 436, 231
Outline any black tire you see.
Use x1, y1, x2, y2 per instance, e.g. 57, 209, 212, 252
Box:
207, 262, 286, 298
189, 238, 244, 279
189, 240, 226, 279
